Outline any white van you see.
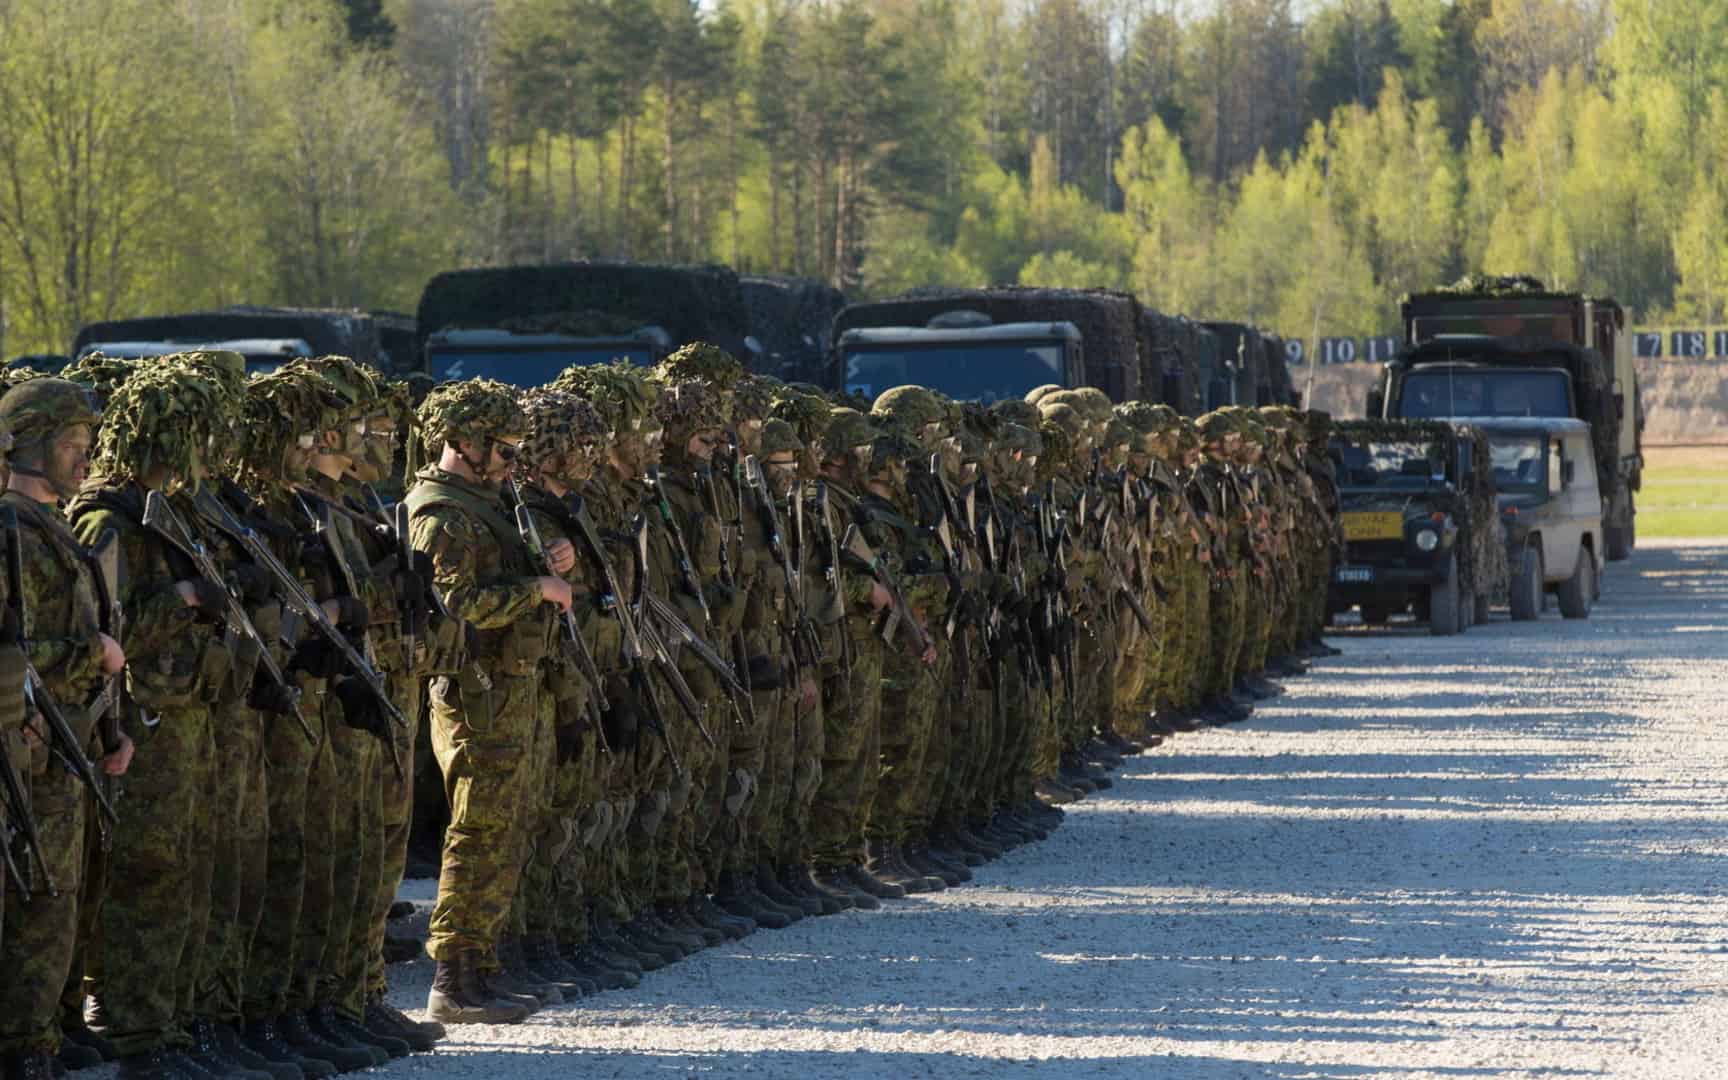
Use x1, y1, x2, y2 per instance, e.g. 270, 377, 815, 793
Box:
1473, 417, 1604, 620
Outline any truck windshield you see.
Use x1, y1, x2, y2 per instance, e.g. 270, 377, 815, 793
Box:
1488, 434, 1546, 493
428, 345, 654, 387
1332, 439, 1446, 491
1398, 369, 1570, 419
843, 342, 1065, 405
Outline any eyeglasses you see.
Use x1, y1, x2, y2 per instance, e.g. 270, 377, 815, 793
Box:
491, 439, 520, 462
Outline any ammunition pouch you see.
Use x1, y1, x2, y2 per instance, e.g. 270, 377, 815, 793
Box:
418, 615, 468, 679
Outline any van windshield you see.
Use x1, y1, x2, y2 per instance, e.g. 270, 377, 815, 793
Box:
1488, 433, 1546, 493
1331, 438, 1447, 491
428, 344, 654, 387
1398, 369, 1570, 419
843, 342, 1065, 405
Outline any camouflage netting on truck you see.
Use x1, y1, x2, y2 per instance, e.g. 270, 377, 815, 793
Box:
741, 275, 847, 382
415, 262, 753, 359
1144, 316, 1218, 416
73, 307, 387, 367
836, 286, 1149, 402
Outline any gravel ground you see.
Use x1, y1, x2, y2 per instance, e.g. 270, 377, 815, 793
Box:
380, 539, 1728, 1080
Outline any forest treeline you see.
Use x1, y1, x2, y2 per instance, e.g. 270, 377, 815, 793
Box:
1, 0, 1725, 357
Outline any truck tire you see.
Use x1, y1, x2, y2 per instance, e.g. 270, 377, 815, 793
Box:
1510, 546, 1543, 622
1606, 519, 1634, 562
1557, 549, 1594, 619
1429, 555, 1461, 636
1473, 591, 1492, 625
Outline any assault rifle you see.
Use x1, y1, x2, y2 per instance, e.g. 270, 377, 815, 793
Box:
86, 528, 124, 840
840, 525, 933, 657
744, 456, 822, 668
0, 506, 119, 837
0, 720, 48, 899
510, 481, 610, 753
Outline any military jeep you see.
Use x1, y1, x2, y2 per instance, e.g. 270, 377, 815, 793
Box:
1326, 420, 1507, 635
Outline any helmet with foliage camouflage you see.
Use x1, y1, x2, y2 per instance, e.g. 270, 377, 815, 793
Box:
1036, 413, 1075, 478
1025, 384, 1063, 407
93, 354, 238, 486
1038, 401, 1086, 443
770, 385, 832, 447
285, 355, 382, 426
1196, 409, 1242, 445
655, 342, 744, 393
1045, 387, 1113, 426
417, 378, 528, 455
991, 399, 1041, 427
994, 421, 1043, 458
866, 430, 923, 477
0, 378, 98, 461
552, 362, 660, 435
61, 354, 140, 406
653, 379, 729, 437
233, 369, 329, 486
519, 388, 607, 477
758, 418, 803, 457
871, 385, 949, 437
1100, 416, 1135, 453
732, 373, 780, 424
820, 407, 880, 461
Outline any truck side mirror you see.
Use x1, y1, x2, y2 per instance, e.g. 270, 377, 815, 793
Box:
1365, 387, 1385, 417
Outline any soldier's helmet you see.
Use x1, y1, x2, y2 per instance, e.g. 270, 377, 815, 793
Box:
758, 418, 804, 457
770, 385, 832, 447
60, 354, 139, 407
1038, 401, 1087, 443
1025, 384, 1063, 407
417, 378, 528, 452
1196, 410, 1241, 445
870, 385, 948, 434
519, 388, 607, 475
0, 378, 100, 455
1045, 387, 1113, 425
991, 399, 1041, 427
733, 373, 781, 424
553, 361, 660, 436
866, 430, 923, 477
288, 355, 381, 418
820, 407, 881, 461
994, 421, 1043, 458
93, 353, 240, 484
653, 379, 729, 437
655, 342, 744, 393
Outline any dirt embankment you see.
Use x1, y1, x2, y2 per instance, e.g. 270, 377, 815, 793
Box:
1295, 358, 1728, 445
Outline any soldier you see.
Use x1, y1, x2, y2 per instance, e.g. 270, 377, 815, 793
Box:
407, 379, 567, 1025
70, 357, 247, 1080
0, 381, 129, 1080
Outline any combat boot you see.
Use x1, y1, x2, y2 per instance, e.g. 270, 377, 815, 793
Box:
492, 937, 564, 1006
362, 1000, 442, 1053
663, 901, 725, 947
886, 845, 945, 892
204, 1023, 300, 1080
563, 944, 641, 991
689, 894, 754, 939
240, 1018, 334, 1079
279, 1012, 376, 1073
842, 862, 907, 900
60, 1023, 115, 1065
812, 865, 876, 910
587, 917, 647, 976
425, 952, 531, 1026
183, 1017, 275, 1080
622, 913, 692, 962
305, 1006, 390, 1066
760, 866, 822, 917
713, 871, 790, 929
643, 908, 707, 955
56, 1042, 103, 1072
745, 867, 808, 923
114, 1048, 184, 1080
522, 935, 597, 997
1035, 778, 1081, 805
905, 845, 964, 886
614, 917, 680, 968
326, 1009, 409, 1062
783, 865, 847, 915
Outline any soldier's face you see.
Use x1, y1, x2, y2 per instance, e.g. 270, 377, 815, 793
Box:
351, 413, 398, 482
686, 428, 722, 463
734, 419, 764, 456
918, 421, 945, 451
46, 423, 93, 497
484, 436, 521, 481
763, 453, 799, 494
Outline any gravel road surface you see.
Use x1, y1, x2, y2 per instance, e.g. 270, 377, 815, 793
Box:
383, 539, 1728, 1080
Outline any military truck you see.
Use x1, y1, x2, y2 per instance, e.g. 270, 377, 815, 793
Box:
1368, 275, 1642, 560
1203, 322, 1298, 409
412, 262, 757, 387
740, 275, 847, 385
1327, 420, 1507, 634
73, 306, 398, 375
1479, 416, 1604, 621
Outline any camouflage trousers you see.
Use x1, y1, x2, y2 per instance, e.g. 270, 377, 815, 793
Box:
809, 634, 883, 870
320, 723, 383, 1019
366, 673, 421, 998
1207, 572, 1249, 698
90, 705, 214, 1056
425, 671, 539, 963
0, 738, 87, 1055
769, 686, 824, 867
728, 685, 775, 875
515, 686, 603, 945
194, 704, 267, 1026
868, 649, 946, 848
242, 699, 319, 1022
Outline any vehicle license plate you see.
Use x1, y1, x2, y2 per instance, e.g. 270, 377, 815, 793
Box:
1335, 566, 1375, 584
1341, 511, 1403, 541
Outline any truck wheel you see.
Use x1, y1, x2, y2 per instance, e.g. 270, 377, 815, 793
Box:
1510, 546, 1544, 622
1557, 550, 1594, 619
1473, 591, 1492, 625
1429, 555, 1461, 636
1359, 602, 1392, 625
1605, 522, 1634, 562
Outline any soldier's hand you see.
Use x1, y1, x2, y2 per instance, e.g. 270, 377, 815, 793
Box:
919, 639, 938, 666
539, 576, 574, 612
248, 675, 303, 716
868, 582, 893, 611
546, 538, 577, 576
332, 676, 389, 739
799, 676, 819, 710
178, 578, 227, 610
99, 731, 134, 777
97, 632, 125, 675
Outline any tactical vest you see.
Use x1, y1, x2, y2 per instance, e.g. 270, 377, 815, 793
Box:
406, 477, 552, 677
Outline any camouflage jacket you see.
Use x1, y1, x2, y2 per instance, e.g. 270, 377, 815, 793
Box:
3, 493, 105, 745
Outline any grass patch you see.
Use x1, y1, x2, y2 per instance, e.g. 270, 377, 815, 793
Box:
1640, 446, 1728, 538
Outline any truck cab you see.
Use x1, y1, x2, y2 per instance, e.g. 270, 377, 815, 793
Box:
1475, 417, 1603, 620
422, 325, 671, 387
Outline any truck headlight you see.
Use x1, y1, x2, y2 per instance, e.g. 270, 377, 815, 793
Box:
1415, 529, 1439, 552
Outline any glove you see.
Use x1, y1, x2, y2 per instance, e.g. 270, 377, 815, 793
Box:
188, 578, 230, 613
299, 536, 331, 571
601, 697, 640, 753
744, 654, 785, 690
331, 596, 370, 632
555, 721, 585, 766
332, 676, 389, 740
247, 674, 301, 717
229, 563, 274, 606
286, 637, 345, 680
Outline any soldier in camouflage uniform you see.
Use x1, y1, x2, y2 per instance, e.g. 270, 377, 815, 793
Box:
0, 382, 129, 1080
408, 379, 566, 1026
70, 357, 246, 1080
